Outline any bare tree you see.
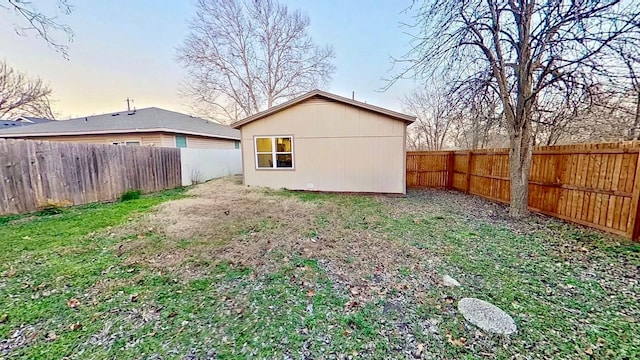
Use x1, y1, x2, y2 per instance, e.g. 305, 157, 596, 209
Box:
390, 0, 640, 217
613, 43, 640, 140
2, 0, 74, 58
403, 84, 456, 150
450, 75, 505, 149
574, 90, 639, 143
177, 0, 335, 123
0, 61, 55, 119
530, 83, 597, 145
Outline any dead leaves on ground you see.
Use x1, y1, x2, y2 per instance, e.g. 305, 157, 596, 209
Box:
4, 268, 17, 278
446, 333, 467, 347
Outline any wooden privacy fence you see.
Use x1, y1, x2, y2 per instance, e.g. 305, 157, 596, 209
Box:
407, 141, 640, 241
0, 138, 182, 215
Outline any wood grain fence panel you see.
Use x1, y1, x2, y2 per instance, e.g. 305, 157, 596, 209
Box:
406, 152, 449, 188
0, 139, 181, 215
407, 141, 640, 241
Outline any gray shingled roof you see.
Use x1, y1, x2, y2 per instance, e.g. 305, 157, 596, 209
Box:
0, 120, 27, 128
18, 116, 54, 124
0, 117, 52, 128
0, 107, 240, 140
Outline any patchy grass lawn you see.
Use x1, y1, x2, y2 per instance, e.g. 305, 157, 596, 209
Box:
1, 177, 638, 359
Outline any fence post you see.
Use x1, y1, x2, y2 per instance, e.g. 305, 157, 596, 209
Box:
465, 151, 473, 194
446, 152, 455, 189
629, 151, 640, 240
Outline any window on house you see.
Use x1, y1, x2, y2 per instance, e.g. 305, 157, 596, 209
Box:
113, 141, 140, 146
255, 136, 293, 169
175, 135, 187, 148
234, 140, 240, 149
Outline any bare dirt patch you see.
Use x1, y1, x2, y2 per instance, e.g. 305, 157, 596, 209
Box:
116, 176, 440, 301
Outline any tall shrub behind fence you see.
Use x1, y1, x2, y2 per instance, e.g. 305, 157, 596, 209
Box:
407, 141, 640, 241
0, 139, 182, 215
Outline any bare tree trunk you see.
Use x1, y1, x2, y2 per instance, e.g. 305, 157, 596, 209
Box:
508, 119, 532, 218
268, 93, 274, 109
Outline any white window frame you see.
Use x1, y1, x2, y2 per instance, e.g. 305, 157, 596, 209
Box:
112, 139, 141, 146
254, 136, 294, 170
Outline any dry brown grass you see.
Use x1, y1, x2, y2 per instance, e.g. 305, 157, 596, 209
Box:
114, 176, 439, 299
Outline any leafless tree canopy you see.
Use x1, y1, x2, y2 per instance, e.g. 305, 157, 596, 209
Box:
0, 61, 55, 119
391, 0, 640, 217
2, 0, 74, 58
403, 84, 456, 151
177, 0, 336, 123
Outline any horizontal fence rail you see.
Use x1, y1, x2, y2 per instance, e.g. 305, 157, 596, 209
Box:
0, 139, 182, 215
407, 141, 640, 241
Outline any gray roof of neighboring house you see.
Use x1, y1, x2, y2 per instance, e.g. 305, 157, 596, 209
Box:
0, 116, 53, 128
16, 116, 54, 124
0, 107, 240, 140
0, 120, 27, 128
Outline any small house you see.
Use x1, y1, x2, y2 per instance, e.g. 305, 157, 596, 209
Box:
0, 107, 240, 149
232, 90, 415, 194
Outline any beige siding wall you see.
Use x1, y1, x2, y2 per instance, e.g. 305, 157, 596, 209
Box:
20, 132, 236, 149
185, 135, 236, 149
28, 133, 164, 146
160, 133, 176, 148
240, 99, 407, 193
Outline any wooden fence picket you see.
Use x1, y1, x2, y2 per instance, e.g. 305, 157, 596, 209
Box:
0, 138, 181, 215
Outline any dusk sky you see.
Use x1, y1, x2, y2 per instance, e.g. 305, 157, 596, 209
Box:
0, 1, 418, 119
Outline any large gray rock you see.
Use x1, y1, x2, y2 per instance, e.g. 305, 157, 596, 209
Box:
442, 275, 461, 287
458, 298, 517, 335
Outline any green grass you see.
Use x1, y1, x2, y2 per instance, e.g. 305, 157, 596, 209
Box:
2, 185, 639, 359
279, 190, 640, 358
0, 188, 186, 357
380, 202, 640, 358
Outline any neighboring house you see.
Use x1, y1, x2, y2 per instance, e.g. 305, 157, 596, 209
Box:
232, 90, 415, 194
0, 116, 53, 129
0, 107, 240, 149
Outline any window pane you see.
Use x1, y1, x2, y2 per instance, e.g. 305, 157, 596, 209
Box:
276, 137, 292, 152
276, 154, 292, 168
234, 140, 240, 149
257, 154, 273, 168
125, 141, 140, 146
256, 138, 272, 152
175, 135, 187, 148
